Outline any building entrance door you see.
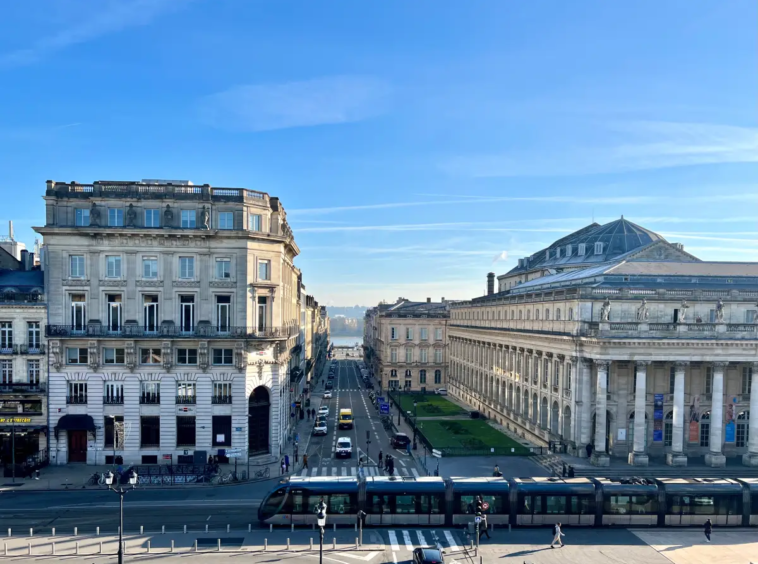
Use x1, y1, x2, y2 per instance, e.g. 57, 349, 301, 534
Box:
68, 431, 88, 463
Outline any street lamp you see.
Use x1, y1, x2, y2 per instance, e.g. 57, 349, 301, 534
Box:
105, 469, 138, 564
413, 401, 418, 448
317, 500, 327, 564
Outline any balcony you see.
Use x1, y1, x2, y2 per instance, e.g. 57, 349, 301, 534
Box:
67, 395, 88, 404
586, 321, 758, 339
175, 395, 196, 405
46, 324, 298, 340
11, 344, 46, 355
0, 382, 46, 394
140, 393, 160, 405
0, 346, 12, 355
212, 395, 233, 404
103, 395, 124, 405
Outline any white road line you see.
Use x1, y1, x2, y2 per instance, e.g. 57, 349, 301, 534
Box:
341, 467, 347, 476
398, 459, 406, 467
388, 531, 399, 551
416, 530, 428, 547
331, 467, 338, 476
351, 467, 357, 476
402, 530, 413, 550
443, 530, 459, 551
301, 469, 308, 477
392, 551, 398, 564
411, 469, 420, 478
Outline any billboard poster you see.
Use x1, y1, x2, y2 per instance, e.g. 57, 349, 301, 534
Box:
689, 421, 699, 443
653, 393, 664, 442
725, 421, 735, 443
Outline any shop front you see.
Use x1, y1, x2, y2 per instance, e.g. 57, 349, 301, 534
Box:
0, 416, 48, 476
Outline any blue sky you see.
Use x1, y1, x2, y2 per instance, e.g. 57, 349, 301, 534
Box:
1, 1, 756, 306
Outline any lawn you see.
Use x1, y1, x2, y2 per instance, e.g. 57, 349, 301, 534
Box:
416, 419, 532, 456
395, 393, 466, 417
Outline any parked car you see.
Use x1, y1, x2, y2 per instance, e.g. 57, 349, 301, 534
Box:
434, 388, 448, 395
413, 548, 445, 564
325, 381, 334, 390
323, 390, 332, 399
391, 433, 411, 449
318, 405, 329, 417
312, 420, 328, 436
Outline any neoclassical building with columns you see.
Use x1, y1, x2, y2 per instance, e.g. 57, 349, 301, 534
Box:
448, 218, 758, 467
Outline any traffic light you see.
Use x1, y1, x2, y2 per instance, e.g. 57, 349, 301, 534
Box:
475, 496, 483, 514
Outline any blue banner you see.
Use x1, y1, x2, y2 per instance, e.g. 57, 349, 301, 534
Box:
653, 394, 664, 442
725, 421, 735, 443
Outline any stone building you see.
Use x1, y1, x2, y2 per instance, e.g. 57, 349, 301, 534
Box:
364, 298, 449, 392
35, 179, 313, 466
0, 267, 47, 468
448, 218, 758, 467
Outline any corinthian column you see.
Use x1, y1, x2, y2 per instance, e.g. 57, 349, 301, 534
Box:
705, 362, 726, 467
628, 361, 650, 466
591, 360, 610, 467
743, 363, 758, 466
666, 361, 688, 467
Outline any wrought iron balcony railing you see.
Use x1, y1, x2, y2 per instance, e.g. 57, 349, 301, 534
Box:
46, 324, 298, 339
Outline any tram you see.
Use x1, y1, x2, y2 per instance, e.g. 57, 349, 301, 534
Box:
258, 476, 758, 528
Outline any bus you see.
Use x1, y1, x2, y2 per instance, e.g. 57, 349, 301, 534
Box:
338, 409, 353, 429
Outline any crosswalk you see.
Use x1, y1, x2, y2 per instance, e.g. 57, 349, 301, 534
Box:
385, 529, 461, 552
299, 466, 420, 477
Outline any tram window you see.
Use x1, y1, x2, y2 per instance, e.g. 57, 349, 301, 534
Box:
518, 495, 543, 514
396, 495, 416, 514
420, 495, 443, 514
569, 496, 594, 515
260, 487, 288, 519
369, 495, 391, 514
545, 496, 567, 514
668, 495, 742, 515
752, 495, 758, 515
291, 493, 306, 513
459, 496, 476, 514
328, 494, 353, 514
605, 495, 657, 515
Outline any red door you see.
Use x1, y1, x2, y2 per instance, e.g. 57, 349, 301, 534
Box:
68, 431, 88, 463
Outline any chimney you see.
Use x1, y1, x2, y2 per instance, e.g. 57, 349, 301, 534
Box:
427, 297, 431, 303
20, 249, 28, 270
441, 297, 445, 303
8, 221, 13, 241
487, 272, 495, 296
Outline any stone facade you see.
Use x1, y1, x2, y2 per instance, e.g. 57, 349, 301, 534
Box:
448, 218, 758, 467
364, 298, 449, 392
35, 179, 321, 466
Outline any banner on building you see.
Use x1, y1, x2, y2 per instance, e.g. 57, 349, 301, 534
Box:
689, 421, 699, 443
653, 394, 664, 442
725, 421, 735, 443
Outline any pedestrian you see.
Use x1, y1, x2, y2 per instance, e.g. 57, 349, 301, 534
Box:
479, 513, 491, 540
585, 443, 593, 459
704, 518, 712, 542
378, 450, 383, 466
303, 454, 308, 469
285, 454, 290, 472
550, 523, 565, 548
281, 459, 286, 475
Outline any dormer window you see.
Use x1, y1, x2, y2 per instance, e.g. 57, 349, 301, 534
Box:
566, 245, 572, 256
578, 244, 586, 256
555, 248, 560, 258
546, 250, 550, 260
594, 242, 603, 255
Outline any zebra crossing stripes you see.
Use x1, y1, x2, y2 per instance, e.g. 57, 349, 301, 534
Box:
388, 530, 400, 551
443, 530, 459, 551
386, 530, 461, 552
402, 530, 413, 550
299, 466, 417, 478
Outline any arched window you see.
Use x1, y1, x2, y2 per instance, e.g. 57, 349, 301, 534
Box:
518, 310, 523, 320
540, 397, 548, 429
551, 401, 559, 435
562, 406, 571, 439
515, 386, 521, 414
700, 411, 710, 447
390, 369, 397, 378
535, 309, 540, 320
511, 310, 515, 320
526, 310, 531, 320
568, 308, 574, 321
532, 394, 538, 424
434, 369, 441, 384
664, 411, 673, 446
545, 309, 550, 321
556, 308, 561, 321
419, 369, 427, 384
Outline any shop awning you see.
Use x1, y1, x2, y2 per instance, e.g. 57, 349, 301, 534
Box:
54, 414, 96, 440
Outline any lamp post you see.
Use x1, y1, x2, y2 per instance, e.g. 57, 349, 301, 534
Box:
105, 469, 138, 564
317, 500, 327, 564
412, 401, 418, 448
106, 415, 117, 467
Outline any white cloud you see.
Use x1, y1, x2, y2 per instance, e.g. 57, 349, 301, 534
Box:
443, 121, 758, 177
0, 0, 188, 68
492, 251, 509, 263
197, 76, 391, 132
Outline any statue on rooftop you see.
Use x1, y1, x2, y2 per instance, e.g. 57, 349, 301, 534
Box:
90, 202, 100, 226
200, 206, 210, 230
678, 299, 690, 323
600, 298, 611, 321
126, 203, 137, 227
164, 204, 173, 225
715, 298, 725, 323
636, 298, 649, 322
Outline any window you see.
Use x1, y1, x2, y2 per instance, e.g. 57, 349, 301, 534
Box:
390, 348, 398, 363
216, 295, 231, 332
565, 244, 572, 257
0, 322, 12, 351
543, 359, 549, 383
213, 382, 232, 403
67, 382, 87, 404
704, 366, 713, 395
181, 210, 196, 228
0, 359, 11, 384
390, 327, 398, 340
553, 361, 560, 386
420, 349, 428, 364
143, 295, 159, 332
75, 208, 90, 226
406, 327, 413, 340
419, 370, 426, 384
106, 294, 122, 331
213, 348, 233, 365
256, 296, 267, 331
140, 348, 162, 364
177, 348, 198, 365
179, 256, 195, 279
103, 347, 125, 364
212, 416, 231, 446
108, 208, 124, 227
420, 327, 428, 340
664, 412, 673, 446
70, 255, 85, 278
176, 416, 196, 447
142, 257, 158, 278
736, 411, 749, 448
434, 369, 442, 384
566, 364, 572, 390
218, 212, 233, 230
249, 213, 262, 232
746, 310, 757, 324
106, 256, 122, 278
140, 416, 160, 448
405, 348, 413, 363
104, 415, 124, 448
435, 327, 443, 340
27, 322, 40, 351
535, 309, 540, 320
594, 242, 603, 254
144, 208, 160, 227
434, 349, 443, 363
140, 382, 160, 404
179, 295, 194, 332
604, 495, 657, 515
215, 258, 231, 279
742, 366, 752, 395
104, 382, 123, 404
578, 243, 586, 256
27, 359, 40, 385
258, 260, 271, 281
177, 382, 196, 403
669, 366, 676, 394
700, 412, 710, 447
67, 347, 88, 364
568, 307, 574, 321
390, 369, 397, 379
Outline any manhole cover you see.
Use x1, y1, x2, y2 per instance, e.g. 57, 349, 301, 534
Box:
196, 537, 244, 547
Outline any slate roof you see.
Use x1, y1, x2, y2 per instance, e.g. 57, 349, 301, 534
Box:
0, 269, 43, 290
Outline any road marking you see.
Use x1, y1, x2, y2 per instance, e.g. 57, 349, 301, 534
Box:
341, 467, 347, 476
411, 469, 420, 478
402, 530, 413, 550
206, 515, 211, 521
334, 552, 380, 561
398, 459, 406, 467
388, 531, 399, 551
351, 467, 357, 476
444, 530, 459, 551
416, 530, 428, 547
392, 551, 397, 564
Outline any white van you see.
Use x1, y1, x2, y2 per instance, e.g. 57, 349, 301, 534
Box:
335, 437, 353, 458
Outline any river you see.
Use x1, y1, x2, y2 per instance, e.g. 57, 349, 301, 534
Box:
330, 335, 363, 347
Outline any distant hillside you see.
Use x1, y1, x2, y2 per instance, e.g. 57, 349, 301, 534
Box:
326, 306, 368, 319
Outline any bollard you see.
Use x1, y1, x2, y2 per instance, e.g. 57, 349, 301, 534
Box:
140, 525, 144, 534
28, 542, 31, 555
147, 540, 151, 553
118, 526, 120, 535
6, 529, 9, 538
227, 524, 230, 533
356, 538, 359, 549
184, 525, 187, 534
74, 527, 77, 536
248, 524, 252, 533
333, 538, 336, 550
52, 542, 55, 555
99, 542, 102, 554
287, 538, 290, 550
310, 538, 313, 550
3, 543, 6, 556
470, 540, 474, 549
218, 539, 221, 552
29, 528, 33, 538
194, 540, 198, 552
162, 525, 165, 534
52, 528, 55, 537
96, 526, 100, 536
270, 524, 273, 532
171, 540, 174, 553
264, 538, 267, 551
291, 523, 294, 532
205, 524, 208, 533
75, 541, 79, 555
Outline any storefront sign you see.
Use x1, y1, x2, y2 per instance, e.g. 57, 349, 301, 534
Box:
0, 417, 32, 424
653, 394, 664, 442
725, 421, 735, 443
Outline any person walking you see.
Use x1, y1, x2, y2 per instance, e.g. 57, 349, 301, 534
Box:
378, 450, 383, 467
704, 518, 712, 542
303, 454, 308, 470
550, 523, 565, 548
285, 454, 290, 472
479, 513, 491, 540
280, 459, 286, 475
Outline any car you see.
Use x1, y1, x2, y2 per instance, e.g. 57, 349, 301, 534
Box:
328, 373, 335, 380
335, 437, 352, 458
312, 421, 328, 436
434, 388, 448, 395
323, 390, 332, 399
318, 406, 329, 417
391, 433, 411, 449
413, 548, 444, 564
365, 381, 374, 389
325, 381, 334, 390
